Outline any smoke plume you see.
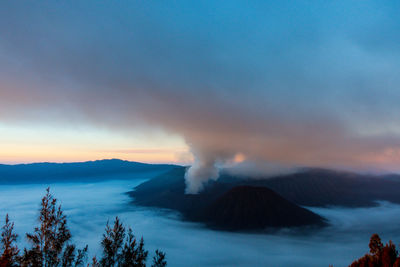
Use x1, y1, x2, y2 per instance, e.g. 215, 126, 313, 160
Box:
1, 1, 400, 193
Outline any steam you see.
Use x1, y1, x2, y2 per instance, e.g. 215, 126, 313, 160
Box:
1, 1, 400, 193
184, 147, 235, 194
184, 159, 218, 194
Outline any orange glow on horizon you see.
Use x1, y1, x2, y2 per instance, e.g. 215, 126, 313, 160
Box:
0, 123, 191, 165
0, 144, 191, 165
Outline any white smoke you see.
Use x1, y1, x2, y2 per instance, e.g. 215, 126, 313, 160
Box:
185, 155, 298, 194
184, 148, 235, 194
184, 159, 219, 194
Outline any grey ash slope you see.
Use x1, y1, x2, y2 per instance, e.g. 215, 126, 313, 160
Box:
0, 159, 177, 184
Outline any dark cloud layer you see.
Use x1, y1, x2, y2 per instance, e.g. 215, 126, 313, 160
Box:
1, 1, 400, 192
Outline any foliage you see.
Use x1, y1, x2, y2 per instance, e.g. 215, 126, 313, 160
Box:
19, 188, 87, 267
0, 214, 20, 266
349, 234, 400, 267
151, 250, 166, 267
0, 188, 166, 267
99, 217, 149, 267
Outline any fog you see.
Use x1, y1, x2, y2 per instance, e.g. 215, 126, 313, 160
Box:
1, 178, 400, 267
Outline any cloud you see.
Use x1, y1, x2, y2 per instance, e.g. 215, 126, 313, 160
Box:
3, 180, 400, 266
1, 1, 400, 192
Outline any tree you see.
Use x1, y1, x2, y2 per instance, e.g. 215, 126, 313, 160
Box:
151, 250, 166, 267
370, 234, 384, 256
90, 256, 100, 267
122, 228, 150, 267
20, 188, 87, 267
0, 214, 19, 267
100, 217, 125, 267
100, 217, 149, 267
132, 237, 148, 267
394, 258, 400, 267
350, 234, 400, 267
381, 241, 397, 267
0, 189, 166, 267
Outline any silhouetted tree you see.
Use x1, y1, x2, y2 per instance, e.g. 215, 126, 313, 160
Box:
0, 189, 166, 267
151, 250, 166, 267
118, 228, 136, 267
349, 234, 400, 267
119, 228, 144, 267
100, 217, 125, 267
100, 217, 149, 267
370, 234, 384, 256
90, 256, 100, 267
20, 188, 87, 267
381, 241, 397, 267
0, 214, 19, 267
394, 258, 400, 267
133, 237, 148, 267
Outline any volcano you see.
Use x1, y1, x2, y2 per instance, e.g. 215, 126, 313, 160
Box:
130, 167, 326, 231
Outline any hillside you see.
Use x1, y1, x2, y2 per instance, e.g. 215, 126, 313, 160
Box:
204, 186, 325, 230
130, 167, 400, 230
242, 169, 400, 207
131, 167, 400, 209
0, 159, 177, 184
130, 167, 326, 231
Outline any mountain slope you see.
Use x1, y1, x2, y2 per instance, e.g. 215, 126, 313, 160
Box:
0, 159, 177, 184
130, 167, 400, 230
132, 167, 400, 211
130, 167, 326, 231
204, 186, 325, 230
243, 169, 400, 207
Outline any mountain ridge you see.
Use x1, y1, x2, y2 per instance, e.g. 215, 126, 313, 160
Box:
0, 159, 178, 184
130, 166, 400, 231
130, 167, 326, 231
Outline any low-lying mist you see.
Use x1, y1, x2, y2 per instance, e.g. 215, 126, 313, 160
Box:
1, 179, 400, 267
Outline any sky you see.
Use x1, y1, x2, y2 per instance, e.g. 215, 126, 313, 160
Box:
0, 1, 400, 178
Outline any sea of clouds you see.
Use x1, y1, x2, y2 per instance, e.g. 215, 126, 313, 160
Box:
1, 178, 400, 267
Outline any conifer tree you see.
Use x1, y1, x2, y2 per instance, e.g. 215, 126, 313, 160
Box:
151, 250, 166, 267
133, 237, 148, 267
90, 256, 100, 267
370, 234, 384, 256
350, 234, 400, 267
100, 217, 149, 267
21, 188, 87, 267
118, 228, 138, 267
100, 217, 125, 267
0, 189, 166, 267
0, 214, 19, 267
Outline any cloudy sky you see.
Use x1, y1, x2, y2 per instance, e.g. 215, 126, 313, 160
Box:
0, 1, 399, 175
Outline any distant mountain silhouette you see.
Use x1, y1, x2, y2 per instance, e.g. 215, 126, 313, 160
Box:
0, 159, 176, 184
130, 167, 325, 231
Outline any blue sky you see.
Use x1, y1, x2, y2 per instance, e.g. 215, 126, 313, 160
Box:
0, 1, 399, 173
